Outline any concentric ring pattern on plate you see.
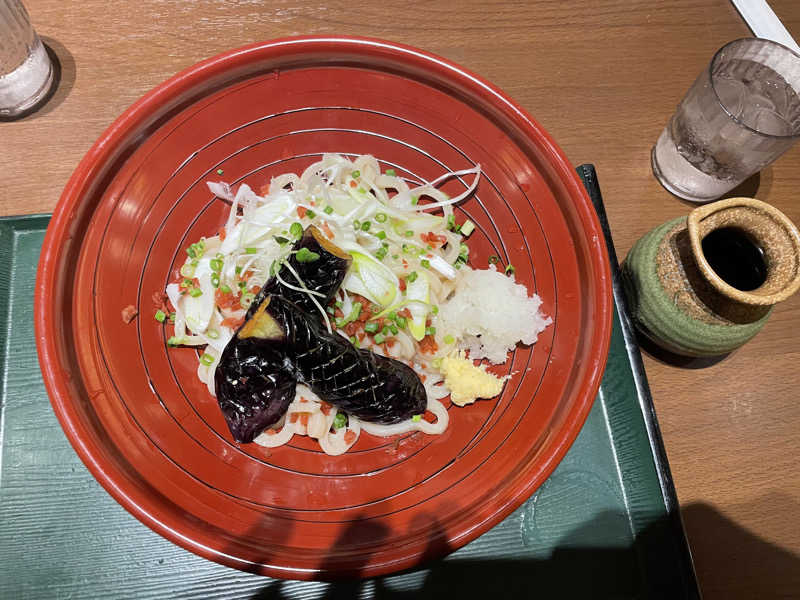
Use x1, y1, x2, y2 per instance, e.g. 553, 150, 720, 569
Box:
35, 37, 612, 579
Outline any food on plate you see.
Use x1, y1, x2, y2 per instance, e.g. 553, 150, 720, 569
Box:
216, 291, 427, 443
161, 154, 551, 455
439, 351, 506, 407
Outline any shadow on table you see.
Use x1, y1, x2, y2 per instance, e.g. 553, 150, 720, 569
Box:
636, 332, 733, 369
682, 497, 800, 600
247, 509, 703, 599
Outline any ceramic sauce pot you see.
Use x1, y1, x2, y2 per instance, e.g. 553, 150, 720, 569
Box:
622, 198, 800, 357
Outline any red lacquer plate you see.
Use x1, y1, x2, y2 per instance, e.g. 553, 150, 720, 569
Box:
35, 37, 612, 579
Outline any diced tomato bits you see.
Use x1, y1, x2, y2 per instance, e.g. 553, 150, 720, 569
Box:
399, 278, 406, 292
321, 221, 335, 239
344, 430, 357, 444
221, 316, 245, 329
179, 277, 200, 291
215, 288, 240, 310
250, 285, 260, 295
420, 373, 427, 382
242, 270, 254, 281
420, 232, 447, 246
121, 305, 138, 324
349, 180, 357, 188
297, 206, 307, 218
334, 307, 344, 318
320, 402, 332, 416
344, 322, 359, 336
299, 396, 308, 403
401, 259, 408, 268
386, 339, 396, 348
151, 291, 172, 313
219, 227, 227, 241
419, 335, 438, 354
398, 308, 412, 319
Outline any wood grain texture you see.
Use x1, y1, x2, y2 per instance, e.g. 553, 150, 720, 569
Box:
2, 1, 799, 598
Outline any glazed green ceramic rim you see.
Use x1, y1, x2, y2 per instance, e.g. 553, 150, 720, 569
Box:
625, 217, 770, 357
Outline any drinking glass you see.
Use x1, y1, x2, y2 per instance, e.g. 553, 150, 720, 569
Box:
0, 0, 54, 118
652, 38, 800, 202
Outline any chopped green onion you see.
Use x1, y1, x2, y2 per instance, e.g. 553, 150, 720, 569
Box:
375, 247, 388, 260
349, 335, 358, 345
235, 265, 242, 274
375, 212, 387, 223
420, 259, 431, 269
505, 264, 516, 275
358, 187, 366, 194
385, 169, 396, 176
216, 168, 224, 175
335, 301, 343, 308
425, 326, 436, 336
211, 273, 220, 288
335, 317, 346, 328
353, 219, 361, 229
405, 230, 414, 237
296, 247, 320, 263
269, 260, 280, 276
326, 306, 335, 315
444, 334, 455, 344
200, 353, 215, 366
220, 284, 231, 294
360, 221, 371, 232
169, 312, 176, 323
488, 255, 499, 264
245, 247, 257, 254
189, 288, 203, 298
306, 209, 316, 219
324, 205, 334, 215
395, 316, 407, 329
215, 252, 224, 260
411, 196, 419, 205
290, 222, 303, 239
273, 235, 290, 245
402, 244, 412, 254
381, 325, 390, 336
210, 258, 223, 272
349, 304, 361, 321
352, 170, 360, 178
365, 321, 379, 333
412, 414, 422, 422
207, 330, 220, 339
432, 305, 439, 315
374, 333, 386, 344
166, 336, 183, 347
240, 292, 255, 308
388, 311, 397, 321
180, 263, 195, 278
333, 413, 347, 429
154, 310, 166, 323
407, 271, 418, 283
447, 214, 456, 231
460, 219, 476, 236
390, 324, 399, 335
392, 254, 399, 260
238, 280, 247, 289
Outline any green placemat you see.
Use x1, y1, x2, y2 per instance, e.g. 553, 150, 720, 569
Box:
0, 168, 699, 598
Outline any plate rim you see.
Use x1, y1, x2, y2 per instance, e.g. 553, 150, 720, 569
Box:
34, 35, 613, 578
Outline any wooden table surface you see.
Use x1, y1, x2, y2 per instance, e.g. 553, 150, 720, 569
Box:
3, 1, 799, 597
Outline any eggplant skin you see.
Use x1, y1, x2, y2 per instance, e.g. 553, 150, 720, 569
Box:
252, 226, 351, 317
215, 338, 296, 443
270, 296, 427, 424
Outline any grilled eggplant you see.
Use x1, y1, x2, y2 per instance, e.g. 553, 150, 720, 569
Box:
248, 226, 351, 318
215, 294, 426, 442
215, 227, 425, 443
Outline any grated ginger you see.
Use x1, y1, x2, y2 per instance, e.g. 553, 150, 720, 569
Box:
440, 351, 507, 406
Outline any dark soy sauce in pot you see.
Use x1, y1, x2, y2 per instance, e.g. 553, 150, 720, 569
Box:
701, 227, 767, 291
